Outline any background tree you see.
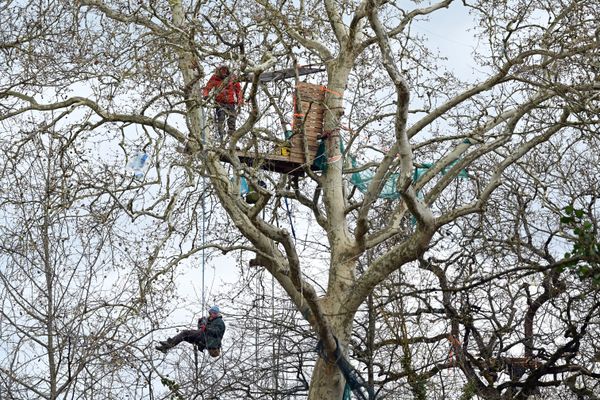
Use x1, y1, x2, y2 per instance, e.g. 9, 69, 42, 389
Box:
1, 0, 599, 399
0, 126, 182, 399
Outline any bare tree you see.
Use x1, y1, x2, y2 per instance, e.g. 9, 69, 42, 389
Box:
0, 125, 183, 399
2, 0, 599, 398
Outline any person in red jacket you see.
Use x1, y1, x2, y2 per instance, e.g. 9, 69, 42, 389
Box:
202, 65, 243, 139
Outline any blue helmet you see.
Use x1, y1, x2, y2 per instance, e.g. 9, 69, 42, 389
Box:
208, 305, 220, 314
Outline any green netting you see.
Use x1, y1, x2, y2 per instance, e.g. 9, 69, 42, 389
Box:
350, 158, 401, 200
312, 140, 328, 172
313, 139, 402, 199
343, 383, 352, 400
312, 138, 468, 200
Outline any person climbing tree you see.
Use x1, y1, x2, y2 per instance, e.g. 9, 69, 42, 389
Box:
202, 65, 243, 139
156, 305, 226, 357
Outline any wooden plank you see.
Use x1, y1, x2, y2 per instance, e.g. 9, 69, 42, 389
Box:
288, 154, 305, 165
288, 82, 327, 165
226, 152, 306, 177
286, 81, 324, 136
240, 65, 325, 83
289, 144, 319, 153
296, 82, 326, 102
214, 82, 330, 176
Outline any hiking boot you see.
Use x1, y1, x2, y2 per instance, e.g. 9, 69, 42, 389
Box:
155, 340, 172, 353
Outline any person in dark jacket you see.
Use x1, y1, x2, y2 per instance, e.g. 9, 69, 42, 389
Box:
156, 305, 226, 357
202, 65, 243, 139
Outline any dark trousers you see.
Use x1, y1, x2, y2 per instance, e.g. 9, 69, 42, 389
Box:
168, 329, 207, 350
215, 102, 237, 139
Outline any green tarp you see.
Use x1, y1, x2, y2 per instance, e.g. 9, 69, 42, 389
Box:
312, 139, 468, 200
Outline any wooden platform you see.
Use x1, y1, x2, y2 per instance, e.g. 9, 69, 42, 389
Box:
220, 82, 327, 176
240, 65, 326, 83
234, 151, 307, 177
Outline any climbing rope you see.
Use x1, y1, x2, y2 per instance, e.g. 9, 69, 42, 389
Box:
283, 197, 297, 242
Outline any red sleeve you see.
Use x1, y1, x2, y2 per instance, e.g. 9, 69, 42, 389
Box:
234, 81, 243, 104
203, 75, 219, 97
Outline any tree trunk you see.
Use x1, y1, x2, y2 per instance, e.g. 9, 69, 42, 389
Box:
308, 358, 345, 400
306, 61, 357, 400
307, 263, 355, 400
308, 316, 355, 400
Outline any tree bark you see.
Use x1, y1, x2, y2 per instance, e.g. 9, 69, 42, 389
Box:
308, 359, 346, 400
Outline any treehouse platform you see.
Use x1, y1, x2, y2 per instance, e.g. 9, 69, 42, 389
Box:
223, 81, 326, 177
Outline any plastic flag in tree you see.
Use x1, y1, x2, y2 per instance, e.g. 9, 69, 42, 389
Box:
128, 151, 148, 179
239, 176, 250, 195
284, 124, 293, 140
281, 124, 293, 156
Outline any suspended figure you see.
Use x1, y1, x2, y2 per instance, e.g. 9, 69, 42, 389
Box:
156, 305, 226, 357
203, 65, 243, 139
